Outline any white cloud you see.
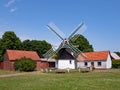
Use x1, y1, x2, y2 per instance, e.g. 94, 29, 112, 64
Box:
5, 0, 17, 7
5, 0, 19, 13
10, 7, 18, 13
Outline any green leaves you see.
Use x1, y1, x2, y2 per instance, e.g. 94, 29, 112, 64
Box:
70, 34, 94, 52
0, 31, 22, 62
0, 31, 52, 62
22, 40, 51, 58
14, 57, 36, 71
112, 60, 120, 68
2, 31, 21, 50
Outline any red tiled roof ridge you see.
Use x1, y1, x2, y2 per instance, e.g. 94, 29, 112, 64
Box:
77, 50, 110, 61
6, 49, 36, 53
84, 50, 109, 54
6, 49, 40, 61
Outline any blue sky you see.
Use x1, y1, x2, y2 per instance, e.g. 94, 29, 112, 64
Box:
0, 0, 120, 52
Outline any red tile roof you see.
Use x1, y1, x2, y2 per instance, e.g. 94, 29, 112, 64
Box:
77, 51, 109, 61
6, 50, 40, 61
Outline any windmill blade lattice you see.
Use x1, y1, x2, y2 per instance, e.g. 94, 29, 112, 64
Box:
43, 48, 54, 58
47, 22, 65, 41
65, 43, 86, 58
68, 23, 84, 40
44, 22, 86, 59
44, 43, 63, 59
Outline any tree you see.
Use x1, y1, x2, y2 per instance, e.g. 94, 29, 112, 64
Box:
1, 31, 21, 50
22, 40, 51, 57
70, 34, 94, 52
115, 52, 120, 57
0, 31, 22, 62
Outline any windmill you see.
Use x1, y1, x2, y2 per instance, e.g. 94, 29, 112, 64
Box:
44, 22, 86, 60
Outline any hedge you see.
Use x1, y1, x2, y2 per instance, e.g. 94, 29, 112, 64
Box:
112, 59, 120, 68
14, 57, 36, 71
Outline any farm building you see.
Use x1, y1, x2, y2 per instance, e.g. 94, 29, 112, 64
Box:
1, 50, 53, 71
77, 51, 112, 69
0, 49, 112, 71
56, 49, 112, 69
56, 47, 76, 69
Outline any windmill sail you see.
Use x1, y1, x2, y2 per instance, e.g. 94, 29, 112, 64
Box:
68, 23, 84, 40
44, 22, 86, 59
65, 43, 86, 58
47, 22, 65, 40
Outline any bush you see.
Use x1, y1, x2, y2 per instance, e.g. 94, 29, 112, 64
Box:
14, 57, 36, 71
112, 60, 120, 68
0, 56, 4, 62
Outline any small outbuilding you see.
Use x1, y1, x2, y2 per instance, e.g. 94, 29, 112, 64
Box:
2, 50, 49, 71
77, 50, 112, 69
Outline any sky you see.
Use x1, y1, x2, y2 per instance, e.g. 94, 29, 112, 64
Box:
0, 0, 120, 52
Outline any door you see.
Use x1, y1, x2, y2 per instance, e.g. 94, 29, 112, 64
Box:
91, 62, 95, 70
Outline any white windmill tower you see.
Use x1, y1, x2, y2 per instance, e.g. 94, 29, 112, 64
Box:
44, 22, 86, 69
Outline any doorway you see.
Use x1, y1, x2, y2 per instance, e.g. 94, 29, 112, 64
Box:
91, 62, 95, 70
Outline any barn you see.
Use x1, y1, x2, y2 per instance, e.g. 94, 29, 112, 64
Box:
77, 50, 112, 69
2, 50, 49, 71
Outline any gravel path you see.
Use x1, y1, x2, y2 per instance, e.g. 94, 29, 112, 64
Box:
0, 71, 42, 78
0, 73, 27, 78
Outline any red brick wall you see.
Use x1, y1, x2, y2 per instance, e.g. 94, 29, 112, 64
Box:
2, 51, 50, 71
2, 52, 14, 71
2, 51, 51, 71
36, 61, 49, 70
0, 62, 4, 69
3, 61, 14, 71
2, 60, 49, 71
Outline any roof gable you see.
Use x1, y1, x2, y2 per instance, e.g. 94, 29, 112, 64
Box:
77, 51, 109, 61
6, 50, 40, 61
57, 48, 75, 59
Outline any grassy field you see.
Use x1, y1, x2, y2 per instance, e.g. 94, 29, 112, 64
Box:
0, 70, 18, 75
0, 69, 120, 90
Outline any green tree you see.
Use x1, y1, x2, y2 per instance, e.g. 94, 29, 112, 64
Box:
70, 34, 94, 52
22, 40, 51, 57
0, 31, 22, 62
115, 52, 120, 57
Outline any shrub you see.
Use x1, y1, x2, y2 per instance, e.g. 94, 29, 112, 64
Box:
0, 56, 4, 62
14, 57, 36, 71
112, 60, 120, 68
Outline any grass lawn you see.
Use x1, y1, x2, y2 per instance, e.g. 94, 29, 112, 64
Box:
0, 69, 120, 90
0, 70, 18, 75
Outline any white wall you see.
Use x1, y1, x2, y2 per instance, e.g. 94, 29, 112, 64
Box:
77, 61, 106, 69
57, 59, 75, 69
77, 53, 112, 69
106, 54, 112, 68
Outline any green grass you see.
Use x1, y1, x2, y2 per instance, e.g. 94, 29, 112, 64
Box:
0, 70, 17, 75
0, 70, 120, 90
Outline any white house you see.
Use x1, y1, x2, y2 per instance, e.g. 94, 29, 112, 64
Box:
77, 51, 112, 69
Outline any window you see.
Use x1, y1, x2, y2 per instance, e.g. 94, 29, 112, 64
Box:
84, 62, 88, 66
98, 62, 101, 66
70, 60, 72, 64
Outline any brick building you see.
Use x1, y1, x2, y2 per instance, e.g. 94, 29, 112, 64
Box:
1, 50, 50, 71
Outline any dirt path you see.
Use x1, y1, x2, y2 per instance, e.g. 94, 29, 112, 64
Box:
0, 73, 27, 78
0, 71, 42, 78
